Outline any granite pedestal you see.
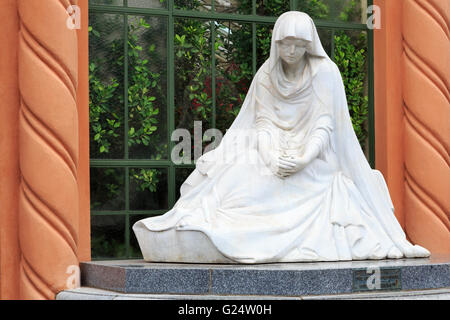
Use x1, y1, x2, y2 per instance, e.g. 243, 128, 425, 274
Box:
76, 255, 450, 298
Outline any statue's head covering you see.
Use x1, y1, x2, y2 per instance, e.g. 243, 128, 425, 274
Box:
268, 11, 329, 99
269, 11, 328, 68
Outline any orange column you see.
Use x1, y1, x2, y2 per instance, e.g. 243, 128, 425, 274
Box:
375, 0, 450, 253
17, 0, 80, 299
402, 0, 450, 253
0, 0, 90, 300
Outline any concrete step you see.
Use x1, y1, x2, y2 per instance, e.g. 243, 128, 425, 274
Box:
57, 286, 450, 300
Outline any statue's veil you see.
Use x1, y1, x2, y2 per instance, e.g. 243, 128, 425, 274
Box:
180, 11, 415, 253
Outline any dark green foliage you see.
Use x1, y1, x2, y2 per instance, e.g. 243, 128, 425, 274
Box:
297, 0, 329, 19
334, 32, 368, 149
89, 15, 163, 192
89, 14, 125, 158
174, 17, 212, 130
339, 0, 362, 22
334, 4, 369, 150
127, 18, 165, 156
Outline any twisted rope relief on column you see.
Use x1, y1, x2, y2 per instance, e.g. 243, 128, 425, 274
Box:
402, 0, 450, 249
17, 0, 80, 299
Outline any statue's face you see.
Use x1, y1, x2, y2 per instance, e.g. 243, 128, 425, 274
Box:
277, 37, 309, 65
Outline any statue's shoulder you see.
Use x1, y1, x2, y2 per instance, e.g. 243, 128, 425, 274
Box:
312, 58, 341, 94
311, 59, 340, 110
256, 61, 271, 82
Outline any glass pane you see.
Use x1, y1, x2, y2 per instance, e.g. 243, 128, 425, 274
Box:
128, 0, 168, 9
256, 0, 289, 16
334, 29, 369, 156
215, 20, 252, 133
127, 16, 168, 160
129, 214, 152, 258
317, 28, 332, 58
175, 167, 195, 200
90, 167, 125, 211
295, 0, 329, 20
215, 0, 252, 14
296, 0, 367, 23
129, 168, 168, 210
91, 0, 123, 5
91, 215, 126, 259
175, 0, 212, 11
256, 23, 273, 70
89, 13, 125, 159
174, 18, 213, 162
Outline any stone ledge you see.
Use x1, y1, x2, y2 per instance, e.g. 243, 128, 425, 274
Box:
80, 255, 450, 297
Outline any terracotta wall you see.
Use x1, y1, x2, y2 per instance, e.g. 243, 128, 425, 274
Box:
0, 0, 89, 300
374, 0, 450, 252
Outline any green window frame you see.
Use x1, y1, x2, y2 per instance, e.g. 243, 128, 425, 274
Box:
89, 0, 375, 260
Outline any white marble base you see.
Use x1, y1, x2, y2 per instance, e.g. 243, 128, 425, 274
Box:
133, 222, 234, 263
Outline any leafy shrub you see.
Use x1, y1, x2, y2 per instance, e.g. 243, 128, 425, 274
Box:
334, 31, 368, 149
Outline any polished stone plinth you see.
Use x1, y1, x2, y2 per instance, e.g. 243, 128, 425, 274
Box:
78, 255, 450, 297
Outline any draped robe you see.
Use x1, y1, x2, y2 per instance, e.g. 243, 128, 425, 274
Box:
133, 11, 430, 263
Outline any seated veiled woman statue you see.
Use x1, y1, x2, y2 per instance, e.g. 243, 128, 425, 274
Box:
133, 11, 430, 263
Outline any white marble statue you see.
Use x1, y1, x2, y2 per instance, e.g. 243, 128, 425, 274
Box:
133, 11, 430, 263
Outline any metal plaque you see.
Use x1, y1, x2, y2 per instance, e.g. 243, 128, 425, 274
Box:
352, 267, 401, 292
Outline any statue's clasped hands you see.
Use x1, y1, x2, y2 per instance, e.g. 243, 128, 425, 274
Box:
269, 142, 321, 179
273, 154, 310, 178
258, 131, 321, 179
